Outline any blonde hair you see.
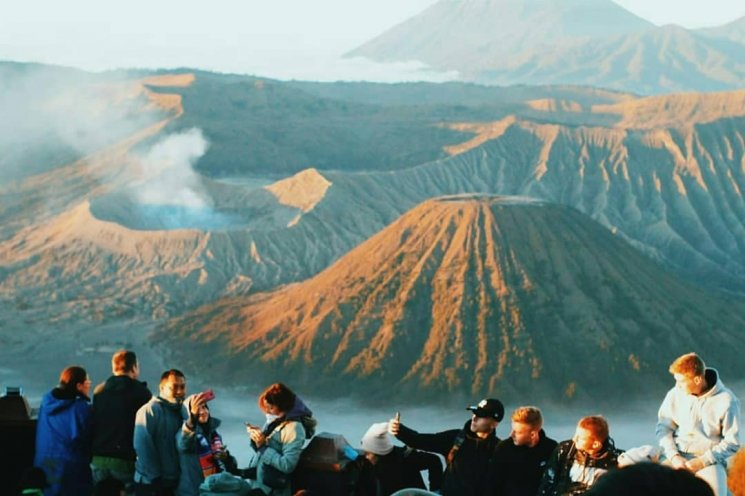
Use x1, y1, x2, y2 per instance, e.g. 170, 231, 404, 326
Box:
729, 448, 745, 496
577, 415, 609, 442
669, 353, 705, 378
512, 406, 543, 429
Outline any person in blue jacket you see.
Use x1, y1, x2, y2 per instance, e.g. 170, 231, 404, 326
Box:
34, 365, 93, 495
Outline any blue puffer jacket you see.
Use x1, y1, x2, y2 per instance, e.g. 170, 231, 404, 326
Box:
34, 387, 93, 496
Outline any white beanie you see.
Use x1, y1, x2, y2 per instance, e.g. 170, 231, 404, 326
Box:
361, 422, 394, 455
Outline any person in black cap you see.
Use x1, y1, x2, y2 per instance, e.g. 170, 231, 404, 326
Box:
388, 398, 504, 495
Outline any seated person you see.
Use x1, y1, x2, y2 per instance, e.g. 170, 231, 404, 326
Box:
537, 415, 623, 496
358, 421, 442, 495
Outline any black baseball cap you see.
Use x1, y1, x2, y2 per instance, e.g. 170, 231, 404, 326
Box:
466, 398, 505, 421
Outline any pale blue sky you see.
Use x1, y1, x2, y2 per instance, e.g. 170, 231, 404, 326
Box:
0, 0, 742, 81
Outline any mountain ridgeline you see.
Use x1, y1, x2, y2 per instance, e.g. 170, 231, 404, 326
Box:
348, 0, 745, 94
158, 197, 745, 404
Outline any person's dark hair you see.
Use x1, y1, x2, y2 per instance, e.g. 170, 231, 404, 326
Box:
585, 462, 714, 496
112, 350, 137, 374
159, 369, 185, 386
58, 366, 88, 393
258, 383, 296, 413
93, 476, 125, 496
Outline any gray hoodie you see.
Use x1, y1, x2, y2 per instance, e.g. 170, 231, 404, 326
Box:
656, 368, 741, 466
133, 395, 186, 486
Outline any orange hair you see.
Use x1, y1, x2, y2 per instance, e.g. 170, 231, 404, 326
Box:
577, 415, 609, 442
512, 406, 543, 429
669, 353, 705, 378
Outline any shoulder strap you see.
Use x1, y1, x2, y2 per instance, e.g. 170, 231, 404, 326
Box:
446, 430, 467, 467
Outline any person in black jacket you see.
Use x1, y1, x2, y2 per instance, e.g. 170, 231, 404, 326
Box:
536, 416, 622, 496
484, 406, 557, 496
388, 398, 504, 496
90, 350, 152, 492
358, 421, 443, 495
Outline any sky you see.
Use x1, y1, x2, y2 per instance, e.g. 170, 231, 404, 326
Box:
0, 0, 743, 82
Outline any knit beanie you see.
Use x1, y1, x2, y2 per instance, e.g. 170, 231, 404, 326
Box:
361, 422, 394, 455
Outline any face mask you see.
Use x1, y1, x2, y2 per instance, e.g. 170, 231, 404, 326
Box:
265, 413, 281, 423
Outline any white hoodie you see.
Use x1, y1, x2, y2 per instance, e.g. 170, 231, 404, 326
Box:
656, 368, 741, 466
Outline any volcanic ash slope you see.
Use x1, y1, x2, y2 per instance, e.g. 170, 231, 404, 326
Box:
160, 196, 745, 404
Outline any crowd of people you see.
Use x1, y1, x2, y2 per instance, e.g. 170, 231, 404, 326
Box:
17, 350, 743, 496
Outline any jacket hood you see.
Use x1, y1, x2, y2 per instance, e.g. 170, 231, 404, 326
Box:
44, 388, 89, 415
286, 395, 313, 420
154, 395, 185, 413
183, 393, 222, 432
703, 368, 722, 396
101, 374, 147, 392
463, 419, 498, 441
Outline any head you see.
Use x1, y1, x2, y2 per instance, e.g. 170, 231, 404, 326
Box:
196, 400, 210, 425
159, 369, 186, 403
258, 383, 296, 417
360, 422, 393, 463
669, 353, 707, 395
573, 416, 609, 456
510, 406, 543, 447
59, 365, 91, 398
112, 350, 139, 379
466, 398, 504, 437
585, 462, 714, 496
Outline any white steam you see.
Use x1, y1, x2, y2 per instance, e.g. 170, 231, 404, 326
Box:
135, 128, 211, 208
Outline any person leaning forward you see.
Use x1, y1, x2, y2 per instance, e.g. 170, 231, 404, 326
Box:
388, 398, 504, 496
483, 406, 557, 496
656, 352, 741, 496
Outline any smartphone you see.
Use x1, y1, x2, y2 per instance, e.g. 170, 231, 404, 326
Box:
202, 389, 215, 401
395, 411, 401, 421
245, 422, 259, 429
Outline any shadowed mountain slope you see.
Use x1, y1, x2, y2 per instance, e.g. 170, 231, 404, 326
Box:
158, 197, 745, 404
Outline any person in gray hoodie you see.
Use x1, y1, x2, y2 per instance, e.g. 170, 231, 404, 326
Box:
656, 352, 741, 496
133, 369, 189, 496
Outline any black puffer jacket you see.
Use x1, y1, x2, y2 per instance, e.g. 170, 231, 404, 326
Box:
395, 420, 500, 496
536, 438, 623, 496
91, 375, 152, 459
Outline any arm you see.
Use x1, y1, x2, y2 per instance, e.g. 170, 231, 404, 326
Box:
261, 421, 306, 474
395, 423, 460, 457
134, 405, 162, 482
656, 390, 681, 462
704, 394, 741, 466
404, 448, 444, 492
176, 420, 198, 453
536, 443, 563, 496
482, 442, 507, 496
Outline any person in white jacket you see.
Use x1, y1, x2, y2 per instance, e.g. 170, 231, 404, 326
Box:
656, 352, 741, 496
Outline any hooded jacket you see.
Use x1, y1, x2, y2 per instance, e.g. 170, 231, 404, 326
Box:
91, 374, 152, 460
133, 395, 185, 486
246, 396, 314, 496
177, 394, 229, 496
34, 387, 93, 496
394, 419, 500, 496
656, 368, 741, 466
485, 429, 558, 496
